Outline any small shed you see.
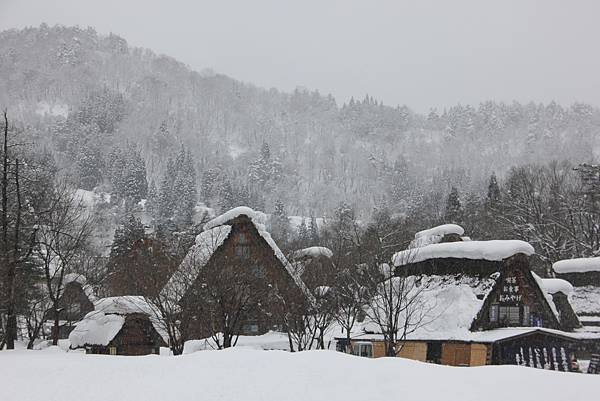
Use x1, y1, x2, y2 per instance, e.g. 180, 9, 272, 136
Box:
69, 296, 167, 355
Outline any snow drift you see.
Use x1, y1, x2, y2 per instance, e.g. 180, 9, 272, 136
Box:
0, 347, 597, 401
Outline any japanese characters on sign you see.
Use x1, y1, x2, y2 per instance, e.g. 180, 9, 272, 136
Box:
499, 275, 522, 303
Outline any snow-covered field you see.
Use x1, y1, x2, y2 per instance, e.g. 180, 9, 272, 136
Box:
1, 347, 597, 401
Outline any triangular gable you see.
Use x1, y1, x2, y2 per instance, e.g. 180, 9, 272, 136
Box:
471, 254, 562, 331
161, 208, 312, 304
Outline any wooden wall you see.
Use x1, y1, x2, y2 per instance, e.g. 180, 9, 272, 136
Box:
440, 342, 490, 366
347, 339, 490, 367
373, 341, 386, 358
469, 343, 489, 366
397, 342, 427, 361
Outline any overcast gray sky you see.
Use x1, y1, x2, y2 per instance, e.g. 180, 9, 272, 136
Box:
1, 0, 599, 112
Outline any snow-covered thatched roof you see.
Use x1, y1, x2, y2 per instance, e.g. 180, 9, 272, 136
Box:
163, 206, 311, 303
63, 273, 87, 286
393, 240, 535, 267
552, 257, 600, 274
69, 312, 125, 348
355, 271, 581, 342
292, 246, 333, 259
203, 206, 267, 231
161, 225, 232, 302
539, 278, 574, 295
410, 224, 464, 248
569, 287, 600, 316
361, 274, 497, 341
551, 257, 600, 319
69, 296, 167, 348
94, 296, 157, 315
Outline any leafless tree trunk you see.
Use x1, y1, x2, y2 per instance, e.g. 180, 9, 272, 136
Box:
36, 184, 93, 345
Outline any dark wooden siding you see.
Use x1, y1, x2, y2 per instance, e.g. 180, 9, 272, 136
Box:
472, 254, 561, 331
87, 313, 166, 356
179, 216, 306, 339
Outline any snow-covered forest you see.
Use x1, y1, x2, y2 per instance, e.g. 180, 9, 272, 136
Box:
1, 25, 599, 217
1, 25, 599, 262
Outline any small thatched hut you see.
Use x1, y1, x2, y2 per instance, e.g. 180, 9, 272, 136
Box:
69, 296, 167, 355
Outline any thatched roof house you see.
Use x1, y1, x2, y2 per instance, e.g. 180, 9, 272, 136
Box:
161, 206, 311, 338
69, 296, 167, 355
338, 225, 590, 371
290, 246, 335, 290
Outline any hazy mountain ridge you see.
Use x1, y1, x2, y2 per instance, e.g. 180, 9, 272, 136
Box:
1, 25, 599, 217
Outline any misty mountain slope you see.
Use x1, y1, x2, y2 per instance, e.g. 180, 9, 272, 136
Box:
1, 25, 599, 216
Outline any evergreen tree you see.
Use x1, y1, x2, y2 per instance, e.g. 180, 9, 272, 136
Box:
147, 180, 158, 216
158, 156, 177, 220
201, 167, 221, 203
444, 186, 463, 224
123, 146, 148, 203
487, 173, 501, 207
270, 199, 289, 245
76, 145, 104, 190
172, 149, 197, 227
297, 218, 309, 247
109, 214, 146, 260
218, 178, 235, 212
308, 214, 319, 245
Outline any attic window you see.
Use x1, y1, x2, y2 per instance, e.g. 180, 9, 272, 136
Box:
236, 233, 251, 258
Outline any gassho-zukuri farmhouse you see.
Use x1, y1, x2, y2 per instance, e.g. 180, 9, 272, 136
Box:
61, 209, 599, 372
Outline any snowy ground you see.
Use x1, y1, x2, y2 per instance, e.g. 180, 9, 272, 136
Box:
1, 347, 597, 401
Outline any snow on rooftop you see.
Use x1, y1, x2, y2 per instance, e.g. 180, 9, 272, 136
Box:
203, 206, 267, 231
94, 296, 157, 316
63, 273, 86, 286
68, 311, 125, 348
161, 225, 232, 302
531, 273, 560, 320
292, 246, 333, 259
552, 257, 600, 274
362, 274, 497, 341
569, 286, 600, 316
394, 240, 535, 266
540, 278, 574, 295
415, 224, 465, 240
409, 224, 465, 248
69, 296, 169, 347
165, 206, 312, 302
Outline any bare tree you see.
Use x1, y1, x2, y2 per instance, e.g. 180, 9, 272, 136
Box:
36, 184, 93, 345
331, 265, 369, 353
23, 283, 51, 349
363, 260, 431, 357
1, 111, 39, 349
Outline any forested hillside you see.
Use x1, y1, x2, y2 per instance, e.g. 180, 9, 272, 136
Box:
2, 24, 599, 219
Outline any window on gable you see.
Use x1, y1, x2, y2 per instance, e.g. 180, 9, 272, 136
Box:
236, 233, 251, 258
489, 304, 499, 322
522, 305, 530, 326
499, 306, 521, 325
